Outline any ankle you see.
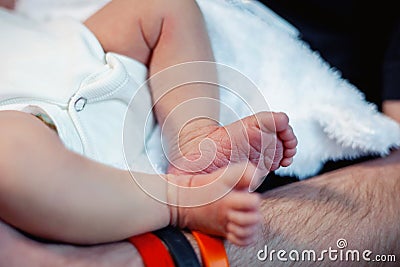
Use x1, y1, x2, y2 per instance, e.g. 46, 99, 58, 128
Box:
165, 174, 193, 227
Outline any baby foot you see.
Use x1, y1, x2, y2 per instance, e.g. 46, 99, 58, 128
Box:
168, 163, 262, 246
168, 111, 297, 175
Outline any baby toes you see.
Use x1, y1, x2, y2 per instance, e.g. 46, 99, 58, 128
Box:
269, 139, 283, 171
227, 230, 258, 246
228, 191, 261, 212
225, 193, 262, 246
277, 125, 297, 167
271, 112, 289, 132
280, 148, 296, 167
226, 210, 261, 246
283, 134, 298, 149
280, 157, 293, 167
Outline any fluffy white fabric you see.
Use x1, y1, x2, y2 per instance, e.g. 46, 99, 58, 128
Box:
197, 0, 400, 178
15, 0, 400, 179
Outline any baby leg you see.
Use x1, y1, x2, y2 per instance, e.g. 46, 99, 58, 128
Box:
0, 111, 260, 246
0, 111, 171, 244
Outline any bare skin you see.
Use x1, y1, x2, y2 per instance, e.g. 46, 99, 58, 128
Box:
83, 0, 296, 242
383, 100, 400, 122
1, 0, 398, 266
0, 110, 262, 245
84, 0, 297, 176
0, 0, 298, 246
168, 112, 297, 176
228, 149, 400, 267
0, 106, 396, 267
1, 148, 399, 267
0, 0, 294, 247
0, 0, 14, 10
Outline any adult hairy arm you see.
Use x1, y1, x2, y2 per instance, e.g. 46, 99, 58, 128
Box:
225, 149, 400, 266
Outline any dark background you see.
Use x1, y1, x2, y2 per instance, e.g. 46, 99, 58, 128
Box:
255, 0, 400, 192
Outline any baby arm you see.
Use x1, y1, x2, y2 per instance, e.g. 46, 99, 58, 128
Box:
0, 111, 171, 244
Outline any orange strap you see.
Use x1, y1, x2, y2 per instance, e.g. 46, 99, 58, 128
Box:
128, 233, 175, 267
191, 231, 229, 267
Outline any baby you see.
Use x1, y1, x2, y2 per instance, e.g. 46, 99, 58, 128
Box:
0, 0, 297, 247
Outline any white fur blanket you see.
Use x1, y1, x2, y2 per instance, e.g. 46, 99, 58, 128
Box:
15, 0, 400, 179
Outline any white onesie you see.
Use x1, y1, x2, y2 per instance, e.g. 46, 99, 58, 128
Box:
0, 8, 156, 171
